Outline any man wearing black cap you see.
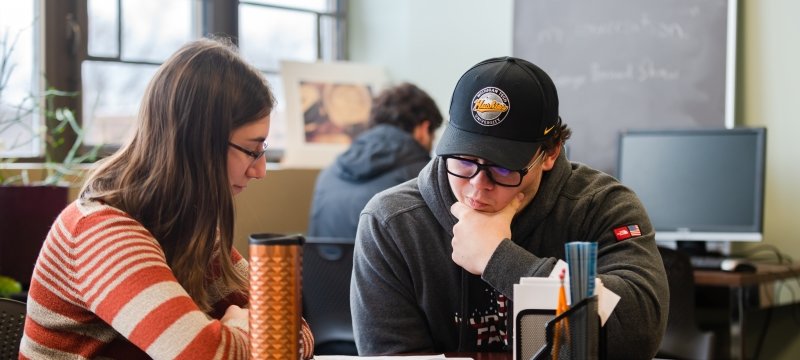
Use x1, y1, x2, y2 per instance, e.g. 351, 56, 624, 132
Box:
350, 57, 668, 359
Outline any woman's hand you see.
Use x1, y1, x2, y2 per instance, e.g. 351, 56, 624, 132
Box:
221, 304, 249, 329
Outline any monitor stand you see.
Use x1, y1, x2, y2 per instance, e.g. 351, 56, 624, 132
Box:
676, 241, 730, 257
676, 241, 707, 256
677, 241, 712, 257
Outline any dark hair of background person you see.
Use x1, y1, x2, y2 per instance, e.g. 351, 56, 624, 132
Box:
541, 121, 572, 154
368, 82, 443, 133
79, 37, 275, 312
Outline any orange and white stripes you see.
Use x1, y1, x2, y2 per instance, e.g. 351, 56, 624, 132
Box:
19, 200, 251, 359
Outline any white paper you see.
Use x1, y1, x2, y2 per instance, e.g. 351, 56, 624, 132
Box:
514, 263, 622, 360
512, 277, 560, 360
548, 259, 569, 279
514, 278, 561, 310
515, 277, 617, 322
596, 279, 621, 326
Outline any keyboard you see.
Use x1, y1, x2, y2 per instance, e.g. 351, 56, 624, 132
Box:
689, 256, 757, 272
689, 255, 727, 270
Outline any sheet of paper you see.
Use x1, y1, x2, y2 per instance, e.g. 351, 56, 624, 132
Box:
596, 278, 621, 326
548, 259, 569, 279
514, 277, 618, 324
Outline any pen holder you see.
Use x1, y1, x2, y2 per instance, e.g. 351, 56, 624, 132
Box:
532, 295, 603, 360
249, 233, 305, 360
516, 308, 556, 360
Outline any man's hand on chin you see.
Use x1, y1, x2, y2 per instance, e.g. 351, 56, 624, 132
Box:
449, 193, 524, 274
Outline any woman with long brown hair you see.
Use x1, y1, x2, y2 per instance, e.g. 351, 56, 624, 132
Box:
20, 38, 313, 359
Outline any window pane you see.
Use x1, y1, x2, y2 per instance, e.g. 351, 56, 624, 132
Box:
0, 1, 40, 158
239, 5, 318, 71
319, 14, 341, 62
238, 0, 343, 155
244, 0, 330, 13
88, 0, 119, 58
265, 73, 287, 150
82, 61, 158, 146
121, 0, 192, 62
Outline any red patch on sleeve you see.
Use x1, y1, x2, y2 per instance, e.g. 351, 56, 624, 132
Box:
613, 226, 632, 241
614, 224, 643, 241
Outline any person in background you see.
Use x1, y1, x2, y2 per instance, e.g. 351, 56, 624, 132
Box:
19, 38, 314, 359
350, 57, 668, 359
307, 82, 443, 238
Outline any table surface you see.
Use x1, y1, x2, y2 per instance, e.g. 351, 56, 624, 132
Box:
692, 262, 800, 360
441, 353, 510, 360
693, 262, 800, 287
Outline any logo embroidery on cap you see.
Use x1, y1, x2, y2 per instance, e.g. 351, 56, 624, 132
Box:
543, 124, 556, 136
471, 87, 510, 126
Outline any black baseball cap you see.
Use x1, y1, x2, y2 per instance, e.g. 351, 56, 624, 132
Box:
436, 56, 560, 170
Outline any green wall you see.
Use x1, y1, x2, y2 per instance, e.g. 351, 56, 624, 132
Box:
736, 1, 800, 260
737, 1, 800, 358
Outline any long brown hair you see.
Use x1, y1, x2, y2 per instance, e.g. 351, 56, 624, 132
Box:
80, 38, 274, 311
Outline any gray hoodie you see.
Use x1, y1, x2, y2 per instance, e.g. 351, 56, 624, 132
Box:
308, 124, 431, 238
350, 152, 668, 359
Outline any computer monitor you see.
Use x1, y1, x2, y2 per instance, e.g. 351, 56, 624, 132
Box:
617, 128, 766, 252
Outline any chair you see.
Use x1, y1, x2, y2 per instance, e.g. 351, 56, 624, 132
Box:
302, 237, 357, 355
656, 246, 716, 360
0, 297, 26, 358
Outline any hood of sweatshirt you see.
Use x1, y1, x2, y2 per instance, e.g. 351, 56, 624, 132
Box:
334, 124, 431, 182
416, 153, 573, 351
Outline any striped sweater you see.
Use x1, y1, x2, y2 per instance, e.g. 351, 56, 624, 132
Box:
19, 199, 314, 359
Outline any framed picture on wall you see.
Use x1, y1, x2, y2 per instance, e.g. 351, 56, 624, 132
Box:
280, 60, 389, 168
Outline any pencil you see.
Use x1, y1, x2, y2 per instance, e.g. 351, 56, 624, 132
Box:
552, 268, 569, 360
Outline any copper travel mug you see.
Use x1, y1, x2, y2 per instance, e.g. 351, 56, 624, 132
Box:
249, 233, 305, 359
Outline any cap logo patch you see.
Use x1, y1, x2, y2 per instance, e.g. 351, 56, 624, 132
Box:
471, 87, 510, 126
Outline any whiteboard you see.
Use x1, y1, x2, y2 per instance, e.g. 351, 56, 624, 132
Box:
513, 0, 737, 174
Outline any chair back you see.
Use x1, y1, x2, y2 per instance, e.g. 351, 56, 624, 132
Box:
302, 237, 357, 355
0, 297, 26, 358
657, 246, 716, 360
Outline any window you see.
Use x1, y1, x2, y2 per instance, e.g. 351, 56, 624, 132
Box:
0, 0, 41, 158
82, 0, 198, 146
1, 0, 347, 161
238, 0, 347, 157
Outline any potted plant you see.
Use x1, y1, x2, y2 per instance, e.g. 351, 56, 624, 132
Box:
0, 31, 100, 296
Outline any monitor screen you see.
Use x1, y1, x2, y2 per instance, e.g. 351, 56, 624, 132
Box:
617, 128, 766, 243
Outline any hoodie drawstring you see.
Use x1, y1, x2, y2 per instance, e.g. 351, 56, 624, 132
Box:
457, 268, 469, 351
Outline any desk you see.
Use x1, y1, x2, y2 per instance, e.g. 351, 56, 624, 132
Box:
694, 263, 800, 360
442, 353, 510, 360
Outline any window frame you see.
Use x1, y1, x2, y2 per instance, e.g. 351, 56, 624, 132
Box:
14, 0, 347, 163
